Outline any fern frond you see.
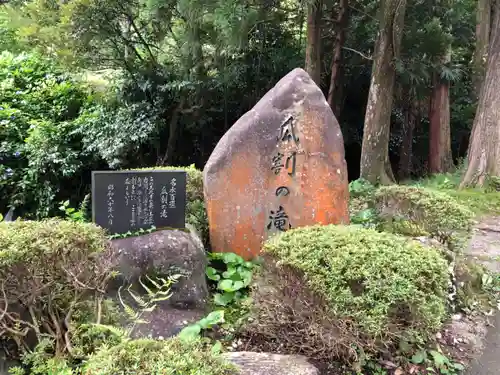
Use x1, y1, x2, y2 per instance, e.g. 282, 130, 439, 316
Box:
127, 287, 148, 308
118, 285, 139, 320
138, 276, 154, 296
155, 289, 173, 296
145, 275, 162, 289
158, 277, 173, 288
150, 293, 173, 303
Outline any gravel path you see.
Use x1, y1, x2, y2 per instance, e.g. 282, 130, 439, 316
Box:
465, 216, 500, 375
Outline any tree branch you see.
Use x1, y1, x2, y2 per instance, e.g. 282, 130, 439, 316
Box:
125, 14, 157, 65
342, 46, 373, 60
96, 295, 103, 325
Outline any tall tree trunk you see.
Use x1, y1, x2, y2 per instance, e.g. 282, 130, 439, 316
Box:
327, 0, 349, 117
429, 48, 453, 174
162, 98, 185, 165
334, 77, 345, 119
360, 0, 407, 184
399, 98, 417, 180
461, 0, 500, 187
305, 0, 323, 85
472, 0, 491, 99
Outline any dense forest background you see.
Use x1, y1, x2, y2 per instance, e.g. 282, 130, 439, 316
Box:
0, 0, 497, 219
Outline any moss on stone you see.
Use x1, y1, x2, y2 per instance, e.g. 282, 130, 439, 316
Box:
374, 185, 474, 250
82, 337, 238, 375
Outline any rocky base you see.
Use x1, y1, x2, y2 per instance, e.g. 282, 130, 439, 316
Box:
223, 352, 319, 375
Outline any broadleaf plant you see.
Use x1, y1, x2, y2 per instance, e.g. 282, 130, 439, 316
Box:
206, 252, 260, 307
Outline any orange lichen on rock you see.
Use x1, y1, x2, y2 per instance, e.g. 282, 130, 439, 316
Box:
203, 68, 349, 259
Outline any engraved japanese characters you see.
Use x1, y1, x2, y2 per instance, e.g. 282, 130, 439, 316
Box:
204, 68, 349, 259
92, 170, 186, 234
267, 115, 300, 232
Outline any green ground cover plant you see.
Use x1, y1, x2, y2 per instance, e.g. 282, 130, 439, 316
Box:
242, 225, 450, 363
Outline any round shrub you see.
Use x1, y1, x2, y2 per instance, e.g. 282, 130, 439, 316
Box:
82, 338, 238, 375
0, 219, 115, 357
374, 185, 474, 250
348, 178, 376, 199
242, 225, 449, 360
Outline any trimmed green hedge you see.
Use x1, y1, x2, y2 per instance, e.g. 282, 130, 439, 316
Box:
0, 218, 109, 264
374, 185, 474, 250
244, 225, 449, 360
0, 219, 115, 357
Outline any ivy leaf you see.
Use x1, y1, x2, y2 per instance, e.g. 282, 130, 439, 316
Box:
206, 267, 221, 281
211, 341, 223, 355
178, 324, 201, 341
411, 351, 427, 364
219, 279, 236, 292
232, 280, 245, 290
213, 292, 234, 306
197, 310, 225, 329
429, 350, 447, 366
222, 252, 241, 264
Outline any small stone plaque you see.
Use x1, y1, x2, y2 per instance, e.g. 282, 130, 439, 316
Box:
92, 170, 186, 234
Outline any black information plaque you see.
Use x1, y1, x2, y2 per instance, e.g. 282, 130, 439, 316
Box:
92, 170, 187, 234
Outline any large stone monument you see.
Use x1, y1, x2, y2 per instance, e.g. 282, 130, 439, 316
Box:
204, 68, 349, 259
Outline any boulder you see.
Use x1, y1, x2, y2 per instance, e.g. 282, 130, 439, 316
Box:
204, 68, 349, 259
129, 306, 206, 339
223, 352, 319, 375
108, 225, 208, 309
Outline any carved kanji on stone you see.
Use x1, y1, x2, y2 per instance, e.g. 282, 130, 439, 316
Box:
203, 68, 349, 259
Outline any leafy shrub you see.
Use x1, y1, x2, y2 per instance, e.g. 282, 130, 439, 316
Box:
348, 179, 378, 227
453, 257, 499, 312
486, 175, 500, 192
374, 185, 474, 250
411, 349, 465, 374
82, 337, 238, 375
79, 101, 162, 170
412, 172, 462, 191
10, 272, 181, 374
12, 325, 124, 375
242, 225, 449, 361
206, 252, 259, 306
178, 310, 226, 341
350, 207, 379, 228
349, 178, 376, 198
70, 324, 127, 360
10, 341, 76, 375
440, 188, 500, 215
59, 199, 88, 223
0, 219, 116, 358
0, 52, 100, 218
